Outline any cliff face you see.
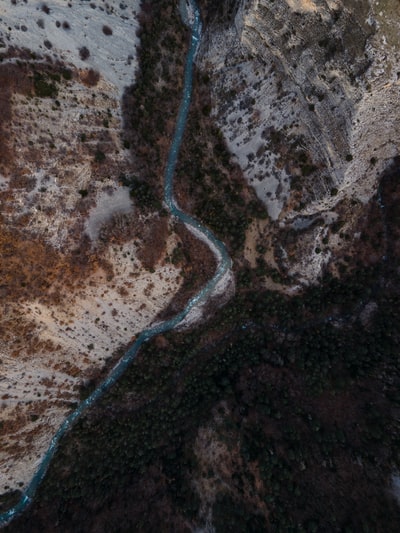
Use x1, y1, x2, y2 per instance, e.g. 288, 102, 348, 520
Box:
199, 0, 400, 282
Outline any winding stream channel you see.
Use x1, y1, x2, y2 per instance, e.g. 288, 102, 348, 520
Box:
0, 0, 231, 526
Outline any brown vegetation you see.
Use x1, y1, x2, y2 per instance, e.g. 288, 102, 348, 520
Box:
79, 68, 100, 87
136, 216, 169, 270
0, 63, 32, 174
0, 215, 97, 306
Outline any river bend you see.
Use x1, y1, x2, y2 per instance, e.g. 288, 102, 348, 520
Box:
0, 0, 231, 527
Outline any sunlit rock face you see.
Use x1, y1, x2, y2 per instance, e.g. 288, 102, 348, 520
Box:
199, 0, 400, 283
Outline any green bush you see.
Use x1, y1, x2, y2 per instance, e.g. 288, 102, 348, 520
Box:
34, 72, 58, 98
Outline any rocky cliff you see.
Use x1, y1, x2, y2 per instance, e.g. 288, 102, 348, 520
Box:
199, 0, 400, 282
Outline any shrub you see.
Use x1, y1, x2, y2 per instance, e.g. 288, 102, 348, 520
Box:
94, 149, 106, 163
171, 245, 185, 265
79, 46, 90, 60
300, 163, 317, 176
80, 68, 99, 86
34, 72, 58, 98
124, 175, 161, 210
62, 68, 73, 80
102, 25, 113, 36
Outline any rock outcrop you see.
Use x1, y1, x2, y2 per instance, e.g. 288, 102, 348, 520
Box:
199, 0, 400, 283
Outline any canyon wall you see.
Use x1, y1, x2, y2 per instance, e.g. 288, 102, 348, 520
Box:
199, 0, 400, 282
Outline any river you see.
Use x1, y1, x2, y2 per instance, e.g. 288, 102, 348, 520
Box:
0, 0, 231, 527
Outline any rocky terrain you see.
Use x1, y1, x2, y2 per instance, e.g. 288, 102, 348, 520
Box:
198, 0, 400, 283
0, 0, 186, 495
1, 0, 400, 531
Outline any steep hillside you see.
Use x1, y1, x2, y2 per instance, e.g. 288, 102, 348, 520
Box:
1, 1, 400, 531
0, 0, 186, 495
198, 0, 400, 283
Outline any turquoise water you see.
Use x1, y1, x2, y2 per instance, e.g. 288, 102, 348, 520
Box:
0, 0, 230, 527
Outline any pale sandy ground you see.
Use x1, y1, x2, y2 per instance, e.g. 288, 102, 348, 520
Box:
7, 81, 133, 249
0, 0, 141, 95
0, 245, 183, 492
85, 186, 133, 241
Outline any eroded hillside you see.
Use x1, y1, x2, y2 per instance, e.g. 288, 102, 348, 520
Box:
1, 1, 400, 531
0, 0, 187, 495
198, 0, 400, 283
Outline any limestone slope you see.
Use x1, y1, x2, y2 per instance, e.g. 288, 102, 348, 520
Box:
199, 0, 400, 283
0, 0, 183, 496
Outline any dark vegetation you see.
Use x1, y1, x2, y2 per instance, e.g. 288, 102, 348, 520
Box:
5, 158, 400, 533
198, 0, 240, 24
102, 25, 113, 36
78, 46, 90, 61
33, 71, 58, 98
94, 148, 106, 163
121, 0, 188, 205
171, 7, 269, 255
5, 252, 400, 532
119, 174, 162, 211
175, 88, 269, 253
122, 0, 268, 256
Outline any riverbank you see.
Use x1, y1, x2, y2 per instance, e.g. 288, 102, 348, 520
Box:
0, 0, 232, 526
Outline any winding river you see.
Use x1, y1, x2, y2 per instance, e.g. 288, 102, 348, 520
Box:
0, 0, 231, 527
